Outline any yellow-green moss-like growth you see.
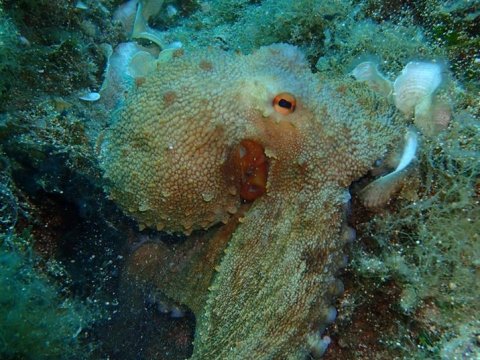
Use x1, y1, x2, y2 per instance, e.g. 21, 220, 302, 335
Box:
352, 111, 480, 358
0, 233, 94, 359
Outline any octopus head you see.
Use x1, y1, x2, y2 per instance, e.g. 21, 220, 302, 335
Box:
100, 44, 397, 234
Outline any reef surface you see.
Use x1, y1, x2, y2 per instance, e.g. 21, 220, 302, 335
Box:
0, 1, 479, 359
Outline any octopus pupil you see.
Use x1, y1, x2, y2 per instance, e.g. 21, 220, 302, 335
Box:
278, 99, 292, 109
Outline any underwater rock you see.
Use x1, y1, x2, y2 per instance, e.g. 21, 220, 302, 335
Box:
99, 43, 407, 358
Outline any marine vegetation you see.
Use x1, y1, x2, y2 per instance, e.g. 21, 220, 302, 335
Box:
0, 0, 478, 359
345, 112, 480, 359
0, 231, 95, 359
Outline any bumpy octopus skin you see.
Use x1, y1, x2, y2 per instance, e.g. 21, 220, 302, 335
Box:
100, 44, 402, 359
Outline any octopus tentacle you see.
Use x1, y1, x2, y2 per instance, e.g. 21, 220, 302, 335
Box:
125, 207, 248, 315
193, 188, 348, 359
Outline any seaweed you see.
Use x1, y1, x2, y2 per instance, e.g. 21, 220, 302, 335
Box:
0, 0, 479, 358
346, 111, 480, 358
0, 0, 124, 112
0, 231, 96, 359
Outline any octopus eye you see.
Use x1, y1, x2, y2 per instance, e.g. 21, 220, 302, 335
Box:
273, 92, 296, 115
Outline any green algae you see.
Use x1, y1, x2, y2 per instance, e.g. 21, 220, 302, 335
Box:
0, 231, 96, 359
0, 0, 478, 359
0, 0, 124, 112
362, 0, 480, 91
349, 111, 480, 358
0, 4, 20, 107
0, 2, 118, 356
0, 143, 102, 359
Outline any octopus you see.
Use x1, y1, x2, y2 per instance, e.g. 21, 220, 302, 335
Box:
99, 43, 403, 359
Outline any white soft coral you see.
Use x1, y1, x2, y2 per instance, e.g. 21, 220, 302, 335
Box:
360, 128, 419, 208
114, 0, 165, 48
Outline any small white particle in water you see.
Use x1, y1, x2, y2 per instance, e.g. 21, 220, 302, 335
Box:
18, 35, 31, 46
73, 326, 82, 338
166, 41, 183, 49
166, 5, 178, 17
75, 1, 88, 10
79, 92, 100, 102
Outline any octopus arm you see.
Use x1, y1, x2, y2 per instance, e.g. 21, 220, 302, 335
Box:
125, 210, 245, 315
192, 187, 348, 359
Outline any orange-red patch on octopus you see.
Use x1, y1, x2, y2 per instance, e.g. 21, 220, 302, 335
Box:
231, 139, 268, 202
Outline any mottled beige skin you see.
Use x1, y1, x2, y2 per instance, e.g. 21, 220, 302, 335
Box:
101, 44, 402, 358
